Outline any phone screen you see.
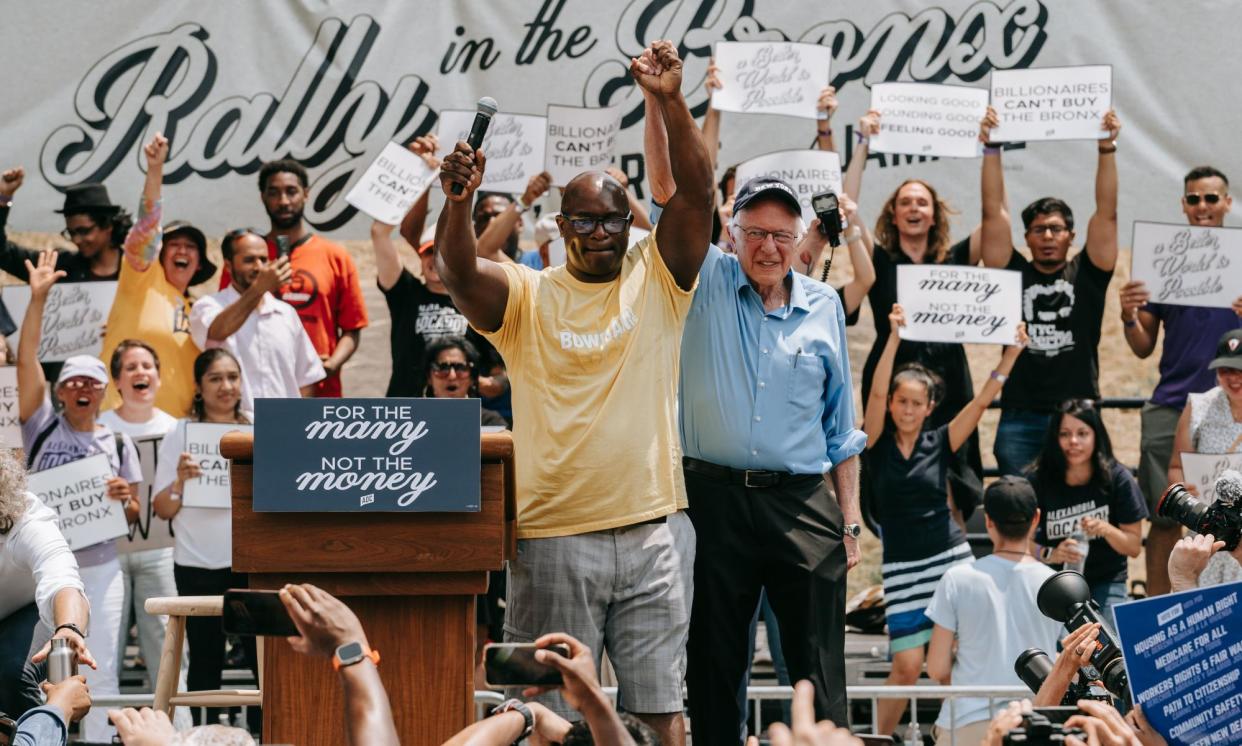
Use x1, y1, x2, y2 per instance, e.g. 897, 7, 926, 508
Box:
222, 589, 301, 637
483, 643, 570, 687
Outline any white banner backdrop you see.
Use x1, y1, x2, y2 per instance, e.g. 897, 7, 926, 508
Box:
0, 1, 1236, 239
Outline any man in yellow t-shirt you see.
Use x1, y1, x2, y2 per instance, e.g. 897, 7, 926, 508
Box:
434, 41, 712, 745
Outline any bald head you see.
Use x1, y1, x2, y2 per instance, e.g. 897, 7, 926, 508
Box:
562, 171, 629, 215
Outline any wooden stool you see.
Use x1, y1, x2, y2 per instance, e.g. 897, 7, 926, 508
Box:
144, 596, 263, 717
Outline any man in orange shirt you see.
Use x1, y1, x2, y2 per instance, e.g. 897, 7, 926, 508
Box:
250, 160, 368, 397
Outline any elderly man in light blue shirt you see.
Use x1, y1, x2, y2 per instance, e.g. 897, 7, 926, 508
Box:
680, 177, 866, 741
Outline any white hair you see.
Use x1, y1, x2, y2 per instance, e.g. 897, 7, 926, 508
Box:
0, 450, 30, 532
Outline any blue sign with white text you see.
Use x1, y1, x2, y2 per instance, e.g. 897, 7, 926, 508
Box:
1114, 581, 1242, 746
253, 398, 481, 512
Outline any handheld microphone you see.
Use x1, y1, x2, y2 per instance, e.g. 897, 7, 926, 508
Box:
275, 234, 291, 258
452, 96, 499, 196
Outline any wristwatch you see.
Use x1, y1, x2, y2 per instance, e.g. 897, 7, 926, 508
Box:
332, 641, 380, 671
843, 523, 862, 539
490, 698, 534, 740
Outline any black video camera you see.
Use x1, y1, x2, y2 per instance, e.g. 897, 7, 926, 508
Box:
1002, 712, 1086, 745
1157, 468, 1242, 550
1015, 648, 1113, 705
1036, 571, 1130, 704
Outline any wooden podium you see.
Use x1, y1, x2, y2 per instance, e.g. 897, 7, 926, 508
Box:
221, 430, 516, 745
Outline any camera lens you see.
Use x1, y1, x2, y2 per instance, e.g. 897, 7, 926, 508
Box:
1157, 484, 1210, 532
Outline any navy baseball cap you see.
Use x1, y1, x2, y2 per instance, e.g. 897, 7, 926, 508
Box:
732, 176, 802, 217
1208, 329, 1242, 371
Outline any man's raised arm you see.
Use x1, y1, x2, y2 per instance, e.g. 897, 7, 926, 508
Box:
434, 143, 511, 333
979, 107, 1014, 269
1085, 110, 1121, 272
633, 41, 713, 290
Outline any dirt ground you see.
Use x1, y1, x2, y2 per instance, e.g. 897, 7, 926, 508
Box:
6, 229, 1159, 597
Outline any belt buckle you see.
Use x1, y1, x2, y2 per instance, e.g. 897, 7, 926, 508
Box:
744, 470, 766, 488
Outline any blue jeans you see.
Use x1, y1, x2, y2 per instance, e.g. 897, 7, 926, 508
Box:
1091, 580, 1129, 622
0, 602, 43, 718
995, 410, 1053, 476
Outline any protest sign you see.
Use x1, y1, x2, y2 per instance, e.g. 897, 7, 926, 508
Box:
182, 423, 250, 509
711, 41, 831, 120
545, 105, 620, 187
0, 367, 19, 448
121, 433, 174, 552
344, 142, 438, 225
989, 65, 1112, 142
732, 150, 842, 224
869, 82, 988, 159
1115, 581, 1242, 746
1131, 221, 1242, 309
4, 282, 117, 361
27, 453, 128, 550
896, 265, 1022, 345
1179, 453, 1242, 505
253, 398, 481, 512
436, 110, 547, 194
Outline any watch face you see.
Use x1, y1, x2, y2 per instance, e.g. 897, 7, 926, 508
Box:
336, 641, 364, 663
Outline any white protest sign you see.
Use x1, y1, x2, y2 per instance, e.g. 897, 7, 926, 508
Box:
1130, 221, 1242, 309
732, 150, 842, 224
436, 110, 547, 195
0, 367, 18, 448
1180, 453, 1242, 505
545, 105, 621, 187
4, 282, 118, 362
711, 41, 831, 120
344, 142, 437, 225
121, 433, 173, 553
869, 83, 988, 159
896, 265, 1022, 344
27, 453, 128, 550
182, 422, 251, 509
989, 65, 1112, 142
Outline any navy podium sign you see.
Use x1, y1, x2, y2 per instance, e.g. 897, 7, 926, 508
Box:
253, 398, 482, 512
1114, 581, 1242, 746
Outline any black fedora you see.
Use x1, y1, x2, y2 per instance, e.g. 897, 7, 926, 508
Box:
55, 183, 121, 215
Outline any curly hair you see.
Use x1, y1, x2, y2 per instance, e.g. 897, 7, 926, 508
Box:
0, 449, 30, 534
873, 179, 956, 264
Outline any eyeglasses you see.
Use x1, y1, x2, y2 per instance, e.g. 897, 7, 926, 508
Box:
560, 213, 632, 235
430, 362, 472, 376
60, 225, 99, 240
1028, 224, 1069, 236
1184, 192, 1225, 206
1057, 398, 1097, 413
736, 226, 798, 247
60, 379, 106, 391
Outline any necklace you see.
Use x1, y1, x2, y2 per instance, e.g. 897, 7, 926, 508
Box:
993, 549, 1029, 558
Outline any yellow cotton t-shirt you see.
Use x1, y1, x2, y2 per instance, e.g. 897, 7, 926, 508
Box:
481, 232, 695, 539
100, 261, 200, 417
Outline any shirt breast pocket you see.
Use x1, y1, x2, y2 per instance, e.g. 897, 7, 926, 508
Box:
787, 353, 824, 403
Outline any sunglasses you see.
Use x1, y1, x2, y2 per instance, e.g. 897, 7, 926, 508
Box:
1184, 192, 1225, 206
430, 361, 472, 376
60, 379, 106, 391
560, 213, 632, 235
1057, 398, 1097, 413
60, 225, 99, 240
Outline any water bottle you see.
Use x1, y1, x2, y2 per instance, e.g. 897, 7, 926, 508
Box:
904, 720, 922, 746
1065, 530, 1090, 574
46, 637, 78, 683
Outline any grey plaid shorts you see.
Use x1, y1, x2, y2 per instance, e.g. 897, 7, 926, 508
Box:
504, 510, 695, 716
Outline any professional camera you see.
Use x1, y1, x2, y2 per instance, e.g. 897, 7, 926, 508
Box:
1157, 469, 1242, 551
1015, 648, 1113, 705
1001, 711, 1086, 744
1036, 571, 1130, 703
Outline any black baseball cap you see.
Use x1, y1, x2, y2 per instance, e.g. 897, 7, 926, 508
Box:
1208, 329, 1242, 371
163, 220, 218, 286
984, 476, 1039, 527
731, 176, 802, 217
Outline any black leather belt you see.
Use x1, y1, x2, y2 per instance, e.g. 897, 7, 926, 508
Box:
683, 457, 812, 488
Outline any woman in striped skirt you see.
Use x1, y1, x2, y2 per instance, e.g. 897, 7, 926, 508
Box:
863, 304, 1027, 737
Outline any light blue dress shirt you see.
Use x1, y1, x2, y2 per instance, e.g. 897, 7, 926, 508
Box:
680, 246, 866, 475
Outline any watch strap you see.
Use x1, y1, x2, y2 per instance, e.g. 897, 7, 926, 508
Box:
332, 642, 380, 671
490, 698, 534, 740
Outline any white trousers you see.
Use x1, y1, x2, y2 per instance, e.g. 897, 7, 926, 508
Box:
79, 558, 124, 741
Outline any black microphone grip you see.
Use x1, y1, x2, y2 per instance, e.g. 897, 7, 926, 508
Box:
451, 111, 493, 196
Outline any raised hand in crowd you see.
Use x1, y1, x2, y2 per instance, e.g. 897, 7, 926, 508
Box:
280, 583, 399, 746
746, 681, 861, 746
815, 86, 838, 150
841, 110, 880, 204
142, 132, 170, 204
42, 674, 92, 723
1033, 622, 1101, 706
520, 633, 637, 746
396, 133, 443, 249
26, 248, 67, 301
17, 250, 68, 422
0, 165, 23, 198
474, 169, 553, 264
1167, 532, 1227, 592
699, 56, 724, 171
109, 707, 176, 746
